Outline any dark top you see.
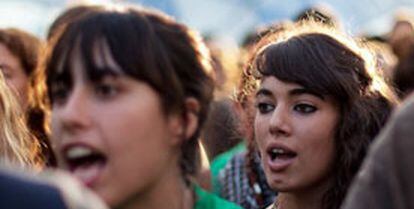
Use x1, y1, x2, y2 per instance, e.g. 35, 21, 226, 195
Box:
0, 170, 67, 209
342, 95, 414, 209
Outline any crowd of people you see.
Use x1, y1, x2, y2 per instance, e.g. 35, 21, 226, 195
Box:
0, 2, 413, 209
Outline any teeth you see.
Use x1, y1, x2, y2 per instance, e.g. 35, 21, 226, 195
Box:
66, 146, 93, 160
271, 148, 285, 154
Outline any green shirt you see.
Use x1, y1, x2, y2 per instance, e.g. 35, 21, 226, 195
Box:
194, 185, 243, 209
210, 142, 246, 194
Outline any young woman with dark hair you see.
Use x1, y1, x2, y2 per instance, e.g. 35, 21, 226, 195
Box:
43, 4, 242, 209
243, 21, 398, 209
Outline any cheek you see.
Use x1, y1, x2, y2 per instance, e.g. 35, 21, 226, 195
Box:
315, 138, 335, 179
7, 73, 28, 90
305, 120, 336, 155
254, 115, 268, 152
49, 114, 66, 164
50, 114, 62, 145
301, 120, 337, 172
104, 111, 171, 165
104, 120, 173, 196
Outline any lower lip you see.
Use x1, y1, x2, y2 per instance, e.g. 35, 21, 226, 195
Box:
266, 155, 296, 172
71, 162, 105, 187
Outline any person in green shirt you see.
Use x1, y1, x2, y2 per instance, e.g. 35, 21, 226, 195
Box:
44, 4, 243, 209
210, 142, 246, 194
194, 185, 243, 209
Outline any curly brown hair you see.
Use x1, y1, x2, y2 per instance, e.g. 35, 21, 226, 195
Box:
240, 21, 399, 209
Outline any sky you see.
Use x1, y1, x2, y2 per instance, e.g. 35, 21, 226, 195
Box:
1, 0, 414, 44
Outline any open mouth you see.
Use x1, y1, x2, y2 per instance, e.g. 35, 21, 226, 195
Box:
265, 146, 297, 171
268, 148, 297, 161
63, 145, 107, 187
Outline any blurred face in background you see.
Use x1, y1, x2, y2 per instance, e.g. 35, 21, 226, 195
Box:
0, 43, 29, 107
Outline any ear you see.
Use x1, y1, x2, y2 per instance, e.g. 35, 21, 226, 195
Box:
182, 97, 200, 140
168, 97, 200, 145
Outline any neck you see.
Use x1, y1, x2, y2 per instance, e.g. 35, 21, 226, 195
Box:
276, 192, 322, 209
115, 156, 194, 209
275, 179, 332, 209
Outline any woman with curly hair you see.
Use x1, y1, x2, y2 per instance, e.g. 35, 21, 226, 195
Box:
244, 21, 398, 209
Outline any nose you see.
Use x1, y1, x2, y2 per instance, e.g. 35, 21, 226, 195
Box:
53, 87, 92, 134
268, 105, 291, 137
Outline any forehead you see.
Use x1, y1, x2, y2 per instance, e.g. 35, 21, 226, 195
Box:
0, 43, 22, 70
258, 76, 328, 101
0, 43, 16, 60
260, 76, 303, 92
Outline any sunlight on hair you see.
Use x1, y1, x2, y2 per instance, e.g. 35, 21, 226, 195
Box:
68, 0, 113, 5
190, 30, 215, 79
198, 141, 210, 168
249, 20, 399, 105
0, 72, 42, 170
67, 0, 126, 12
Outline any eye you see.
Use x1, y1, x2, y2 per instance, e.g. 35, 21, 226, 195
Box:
2, 73, 12, 79
0, 65, 12, 79
293, 103, 317, 114
50, 82, 70, 105
256, 102, 275, 114
94, 82, 118, 99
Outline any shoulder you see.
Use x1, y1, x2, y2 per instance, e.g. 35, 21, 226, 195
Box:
0, 168, 108, 209
0, 169, 66, 209
38, 169, 108, 209
389, 94, 414, 127
372, 94, 414, 156
341, 94, 414, 209
194, 185, 244, 209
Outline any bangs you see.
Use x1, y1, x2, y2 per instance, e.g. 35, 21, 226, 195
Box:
45, 5, 212, 120
50, 35, 123, 86
46, 10, 167, 94
254, 34, 354, 101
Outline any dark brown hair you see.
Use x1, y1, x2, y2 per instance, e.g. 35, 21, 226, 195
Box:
44, 5, 214, 177
46, 4, 103, 40
243, 22, 398, 209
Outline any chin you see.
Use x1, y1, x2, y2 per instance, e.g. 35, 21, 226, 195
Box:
95, 187, 118, 207
105, 195, 123, 208
266, 176, 294, 192
271, 185, 291, 193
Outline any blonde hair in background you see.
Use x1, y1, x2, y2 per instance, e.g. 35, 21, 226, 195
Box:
0, 70, 42, 169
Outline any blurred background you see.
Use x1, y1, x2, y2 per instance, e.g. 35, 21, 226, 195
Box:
1, 0, 414, 44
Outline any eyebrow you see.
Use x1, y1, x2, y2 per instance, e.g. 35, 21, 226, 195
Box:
290, 88, 325, 100
256, 88, 273, 97
255, 87, 325, 100
88, 66, 122, 82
